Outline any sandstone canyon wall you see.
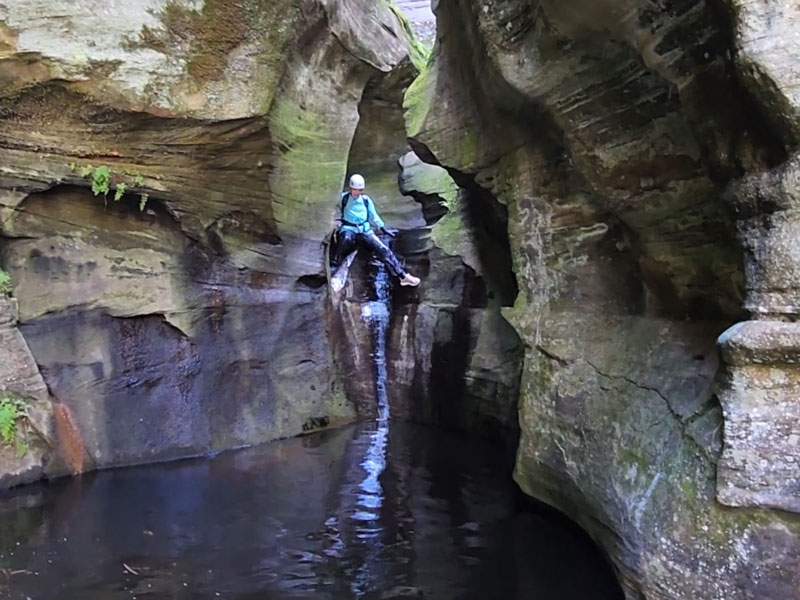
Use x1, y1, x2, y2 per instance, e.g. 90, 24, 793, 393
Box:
2, 1, 800, 599
406, 0, 800, 598
0, 0, 420, 478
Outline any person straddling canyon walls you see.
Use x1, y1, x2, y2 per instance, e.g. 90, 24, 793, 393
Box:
331, 174, 421, 287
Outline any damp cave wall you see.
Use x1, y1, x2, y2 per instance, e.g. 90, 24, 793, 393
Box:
404, 1, 800, 599
0, 0, 422, 482
0, 0, 526, 489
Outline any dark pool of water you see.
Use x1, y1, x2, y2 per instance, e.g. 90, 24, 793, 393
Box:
0, 423, 622, 600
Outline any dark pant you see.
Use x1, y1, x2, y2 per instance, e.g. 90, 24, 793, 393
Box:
333, 228, 406, 278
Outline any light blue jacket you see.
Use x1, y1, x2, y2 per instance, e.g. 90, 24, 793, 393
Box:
339, 192, 385, 234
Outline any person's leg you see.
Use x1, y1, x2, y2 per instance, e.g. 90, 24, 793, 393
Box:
358, 230, 407, 278
332, 228, 357, 268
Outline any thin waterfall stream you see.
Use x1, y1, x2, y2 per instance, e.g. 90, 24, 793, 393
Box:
349, 245, 393, 594
359, 240, 392, 501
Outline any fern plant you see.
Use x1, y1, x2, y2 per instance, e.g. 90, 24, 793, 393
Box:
90, 166, 112, 197
0, 270, 11, 296
71, 163, 150, 211
0, 395, 29, 457
114, 182, 127, 202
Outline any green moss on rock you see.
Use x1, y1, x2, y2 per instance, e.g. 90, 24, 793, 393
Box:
267, 98, 346, 230
404, 64, 434, 139
431, 208, 463, 254
383, 0, 431, 70
150, 0, 298, 89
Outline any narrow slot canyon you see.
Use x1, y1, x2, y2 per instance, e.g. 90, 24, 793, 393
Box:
0, 1, 799, 599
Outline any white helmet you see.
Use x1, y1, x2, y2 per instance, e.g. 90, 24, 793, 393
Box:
349, 174, 366, 190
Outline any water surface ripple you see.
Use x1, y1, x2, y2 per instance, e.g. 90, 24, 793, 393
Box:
0, 243, 623, 600
0, 422, 622, 599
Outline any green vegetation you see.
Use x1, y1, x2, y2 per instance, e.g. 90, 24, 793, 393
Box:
90, 165, 112, 197
681, 479, 699, 505
0, 270, 11, 296
431, 210, 463, 257
114, 182, 127, 202
266, 99, 342, 229
403, 64, 434, 138
0, 394, 29, 458
383, 0, 431, 70
618, 447, 650, 473
70, 163, 149, 211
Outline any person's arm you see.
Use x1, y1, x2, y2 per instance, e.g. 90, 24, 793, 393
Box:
366, 196, 385, 230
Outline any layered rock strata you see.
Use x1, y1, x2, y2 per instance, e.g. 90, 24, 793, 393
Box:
406, 0, 800, 598
716, 153, 800, 513
0, 0, 415, 473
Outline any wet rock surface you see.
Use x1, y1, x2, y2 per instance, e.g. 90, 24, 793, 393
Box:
2, 1, 800, 598
386, 155, 523, 448
406, 0, 800, 598
0, 0, 417, 473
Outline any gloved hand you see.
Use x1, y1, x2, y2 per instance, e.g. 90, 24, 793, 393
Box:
381, 228, 397, 239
